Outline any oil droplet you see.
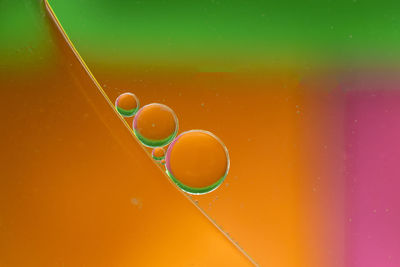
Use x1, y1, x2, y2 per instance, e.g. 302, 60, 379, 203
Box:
115, 92, 139, 117
165, 130, 229, 194
152, 147, 166, 161
133, 103, 178, 147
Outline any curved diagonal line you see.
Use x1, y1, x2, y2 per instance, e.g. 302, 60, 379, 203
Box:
44, 1, 258, 265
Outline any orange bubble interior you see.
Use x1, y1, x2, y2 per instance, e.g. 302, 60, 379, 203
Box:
117, 93, 138, 110
135, 104, 177, 141
168, 131, 228, 189
153, 147, 165, 158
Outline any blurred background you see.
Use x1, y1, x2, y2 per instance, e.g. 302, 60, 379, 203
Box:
1, 0, 400, 266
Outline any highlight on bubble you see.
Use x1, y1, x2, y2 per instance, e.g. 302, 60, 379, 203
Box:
115, 92, 140, 117
133, 103, 178, 148
152, 147, 166, 161
165, 130, 229, 195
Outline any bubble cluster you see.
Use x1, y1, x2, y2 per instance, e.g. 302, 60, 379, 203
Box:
165, 130, 229, 194
133, 103, 178, 148
114, 92, 229, 194
115, 92, 139, 117
152, 147, 166, 161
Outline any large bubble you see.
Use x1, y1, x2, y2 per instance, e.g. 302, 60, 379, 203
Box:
165, 130, 229, 194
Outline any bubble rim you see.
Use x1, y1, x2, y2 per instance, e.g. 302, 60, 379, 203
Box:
166, 169, 226, 195
133, 103, 179, 148
115, 92, 140, 118
165, 129, 230, 195
153, 155, 165, 161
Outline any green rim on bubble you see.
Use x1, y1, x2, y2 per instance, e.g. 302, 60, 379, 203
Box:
153, 155, 164, 161
166, 169, 226, 195
152, 151, 165, 161
133, 129, 177, 148
116, 106, 138, 117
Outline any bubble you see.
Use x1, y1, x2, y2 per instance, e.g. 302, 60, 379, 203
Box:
133, 103, 178, 147
165, 130, 229, 194
152, 147, 166, 161
115, 92, 139, 117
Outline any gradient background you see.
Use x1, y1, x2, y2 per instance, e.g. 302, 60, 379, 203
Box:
2, 0, 400, 266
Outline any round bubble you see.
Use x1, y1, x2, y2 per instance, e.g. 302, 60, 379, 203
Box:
115, 92, 139, 117
165, 130, 229, 195
133, 103, 178, 148
152, 147, 166, 161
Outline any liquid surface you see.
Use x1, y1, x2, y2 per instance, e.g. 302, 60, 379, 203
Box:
43, 0, 400, 266
0, 1, 255, 266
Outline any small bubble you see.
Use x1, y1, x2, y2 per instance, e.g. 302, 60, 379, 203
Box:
115, 92, 140, 117
131, 198, 143, 209
152, 147, 166, 161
